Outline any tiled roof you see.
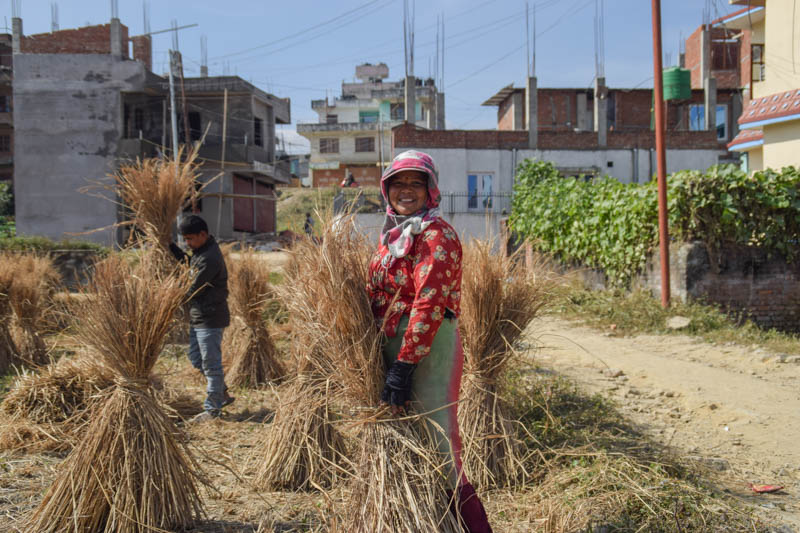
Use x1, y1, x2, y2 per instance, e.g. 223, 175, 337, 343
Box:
727, 128, 763, 151
739, 89, 800, 128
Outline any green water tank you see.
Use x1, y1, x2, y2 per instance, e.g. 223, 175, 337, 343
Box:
663, 67, 691, 101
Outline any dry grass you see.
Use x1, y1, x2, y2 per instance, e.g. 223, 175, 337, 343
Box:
7, 253, 60, 367
225, 250, 286, 387
458, 240, 554, 489
113, 149, 204, 251
25, 253, 206, 532
252, 378, 347, 491
0, 253, 18, 374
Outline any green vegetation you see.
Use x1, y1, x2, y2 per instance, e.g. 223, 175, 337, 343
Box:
509, 161, 800, 285
553, 282, 800, 355
0, 235, 108, 253
275, 187, 338, 233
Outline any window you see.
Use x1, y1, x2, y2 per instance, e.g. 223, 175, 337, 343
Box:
320, 138, 339, 154
359, 110, 379, 124
711, 41, 739, 71
253, 116, 263, 147
752, 44, 765, 83
355, 137, 375, 152
0, 95, 10, 113
467, 173, 493, 210
390, 103, 405, 120
0, 135, 9, 152
326, 114, 338, 124
188, 111, 202, 142
689, 104, 728, 140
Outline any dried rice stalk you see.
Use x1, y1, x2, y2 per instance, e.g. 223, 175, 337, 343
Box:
7, 253, 60, 366
225, 250, 285, 387
0, 254, 18, 374
458, 239, 554, 489
282, 212, 459, 531
114, 148, 203, 252
26, 253, 205, 532
252, 378, 347, 491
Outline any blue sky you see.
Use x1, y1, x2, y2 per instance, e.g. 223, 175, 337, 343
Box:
10, 0, 739, 152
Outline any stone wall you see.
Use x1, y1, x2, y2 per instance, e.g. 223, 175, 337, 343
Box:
48, 250, 102, 290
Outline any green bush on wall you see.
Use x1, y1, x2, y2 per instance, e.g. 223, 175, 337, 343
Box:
509, 160, 800, 286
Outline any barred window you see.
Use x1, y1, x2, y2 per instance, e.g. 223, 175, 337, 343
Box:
355, 136, 375, 152
0, 135, 10, 152
320, 138, 339, 154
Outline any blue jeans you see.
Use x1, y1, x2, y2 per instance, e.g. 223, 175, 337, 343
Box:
188, 327, 227, 415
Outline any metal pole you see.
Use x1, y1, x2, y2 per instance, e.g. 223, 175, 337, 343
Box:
216, 88, 228, 237
651, 0, 670, 307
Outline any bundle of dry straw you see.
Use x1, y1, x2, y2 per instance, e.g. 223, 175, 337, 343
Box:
225, 249, 285, 387
280, 213, 459, 532
0, 253, 18, 374
26, 253, 205, 532
113, 149, 202, 251
7, 253, 60, 366
458, 239, 553, 489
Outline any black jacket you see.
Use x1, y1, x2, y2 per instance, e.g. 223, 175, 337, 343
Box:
170, 236, 230, 329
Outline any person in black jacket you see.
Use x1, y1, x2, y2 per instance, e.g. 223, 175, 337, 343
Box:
169, 215, 234, 420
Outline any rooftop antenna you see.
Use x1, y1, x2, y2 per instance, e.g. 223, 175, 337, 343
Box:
50, 2, 59, 32
111, 0, 118, 20
142, 1, 150, 35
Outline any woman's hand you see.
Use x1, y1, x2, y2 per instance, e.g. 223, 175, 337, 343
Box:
381, 360, 417, 415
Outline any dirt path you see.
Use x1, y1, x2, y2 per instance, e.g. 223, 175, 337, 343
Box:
532, 316, 800, 528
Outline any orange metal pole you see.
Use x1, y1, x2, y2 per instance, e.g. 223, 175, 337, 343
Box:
651, 0, 670, 307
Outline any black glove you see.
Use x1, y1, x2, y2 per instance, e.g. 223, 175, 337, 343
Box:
381, 360, 417, 409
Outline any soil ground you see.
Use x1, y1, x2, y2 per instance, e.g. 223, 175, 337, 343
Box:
534, 315, 800, 529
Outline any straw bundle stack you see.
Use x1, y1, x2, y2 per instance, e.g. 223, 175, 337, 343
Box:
8, 253, 60, 366
114, 149, 202, 252
458, 239, 552, 489
0, 254, 18, 374
225, 250, 285, 387
281, 215, 459, 532
26, 254, 205, 532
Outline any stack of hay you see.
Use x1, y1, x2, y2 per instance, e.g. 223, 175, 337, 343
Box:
224, 249, 285, 388
26, 254, 205, 532
8, 253, 60, 367
0, 253, 18, 374
458, 239, 553, 489
278, 214, 460, 532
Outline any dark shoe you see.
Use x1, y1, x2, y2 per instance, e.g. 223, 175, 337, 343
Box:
221, 390, 236, 408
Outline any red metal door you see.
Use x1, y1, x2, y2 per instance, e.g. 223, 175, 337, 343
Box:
233, 175, 254, 232
255, 181, 275, 233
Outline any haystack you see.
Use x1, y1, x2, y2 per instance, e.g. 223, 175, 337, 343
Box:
7, 253, 60, 366
0, 253, 18, 374
26, 254, 205, 532
458, 239, 552, 489
113, 149, 203, 252
225, 249, 285, 387
282, 214, 459, 532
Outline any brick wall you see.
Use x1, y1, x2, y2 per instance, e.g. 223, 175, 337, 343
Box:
21, 24, 128, 56
685, 27, 704, 88
497, 96, 515, 131
131, 35, 152, 71
645, 242, 800, 333
393, 123, 723, 151
684, 24, 749, 90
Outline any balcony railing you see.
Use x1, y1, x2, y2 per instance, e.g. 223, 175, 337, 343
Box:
333, 190, 513, 215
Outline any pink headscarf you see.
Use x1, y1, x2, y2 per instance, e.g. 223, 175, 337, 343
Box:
379, 150, 442, 265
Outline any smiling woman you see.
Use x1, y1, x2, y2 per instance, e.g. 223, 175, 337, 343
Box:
387, 170, 429, 216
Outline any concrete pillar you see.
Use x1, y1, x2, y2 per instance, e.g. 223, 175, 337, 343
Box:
200, 65, 209, 77
511, 91, 524, 130
426, 100, 434, 129
594, 77, 607, 147
110, 18, 122, 58
404, 75, 416, 124
704, 76, 717, 133
12, 18, 22, 54
731, 90, 742, 140
577, 92, 589, 130
526, 76, 537, 149
700, 26, 710, 87
435, 91, 445, 129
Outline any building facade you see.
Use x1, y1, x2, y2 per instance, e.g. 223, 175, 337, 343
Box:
297, 63, 444, 187
12, 17, 290, 244
726, 0, 800, 172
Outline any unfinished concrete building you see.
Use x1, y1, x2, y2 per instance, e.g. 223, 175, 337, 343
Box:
13, 16, 290, 245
